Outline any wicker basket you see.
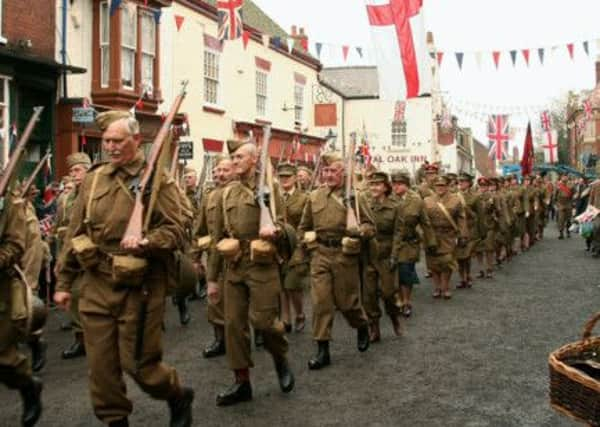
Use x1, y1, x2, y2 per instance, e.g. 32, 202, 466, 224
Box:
549, 312, 600, 426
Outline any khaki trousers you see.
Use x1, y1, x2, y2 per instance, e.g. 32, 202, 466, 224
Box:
224, 259, 288, 370
363, 261, 402, 321
207, 277, 225, 327
310, 246, 369, 341
557, 208, 572, 232
79, 271, 181, 424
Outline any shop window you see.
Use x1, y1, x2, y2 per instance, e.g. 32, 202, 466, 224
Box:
99, 1, 110, 87
120, 4, 137, 89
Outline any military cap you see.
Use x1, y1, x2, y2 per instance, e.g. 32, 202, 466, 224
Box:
183, 166, 196, 177
424, 163, 439, 174
213, 154, 230, 165
433, 175, 449, 186
297, 165, 312, 175
390, 172, 410, 185
487, 177, 499, 185
66, 152, 91, 169
446, 172, 458, 181
368, 171, 389, 184
226, 139, 251, 154
95, 110, 133, 131
458, 172, 473, 182
321, 151, 343, 166
277, 162, 297, 177
477, 177, 489, 186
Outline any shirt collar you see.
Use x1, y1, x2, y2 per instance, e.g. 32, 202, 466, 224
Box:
102, 150, 145, 177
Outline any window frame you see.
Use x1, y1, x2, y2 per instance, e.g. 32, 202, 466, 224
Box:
120, 3, 137, 90
294, 83, 304, 124
0, 0, 5, 44
0, 75, 10, 167
140, 10, 156, 92
391, 120, 407, 149
99, 0, 110, 88
203, 49, 221, 107
256, 70, 268, 118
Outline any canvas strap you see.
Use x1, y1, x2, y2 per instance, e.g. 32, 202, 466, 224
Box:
436, 201, 459, 232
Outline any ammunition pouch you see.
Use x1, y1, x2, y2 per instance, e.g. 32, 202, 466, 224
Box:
111, 255, 148, 288
250, 239, 276, 264
196, 235, 213, 252
10, 271, 47, 340
303, 231, 318, 251
167, 251, 198, 297
216, 238, 241, 261
71, 235, 100, 270
341, 237, 361, 255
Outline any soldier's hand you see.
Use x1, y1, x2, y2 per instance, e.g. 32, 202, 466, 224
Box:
525, 212, 530, 218
54, 291, 72, 311
120, 237, 150, 252
259, 224, 278, 240
207, 281, 219, 305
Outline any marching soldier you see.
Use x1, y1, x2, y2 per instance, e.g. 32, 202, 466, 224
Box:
208, 140, 294, 406
0, 186, 43, 426
296, 165, 313, 192
509, 175, 529, 253
417, 163, 438, 199
455, 173, 483, 288
363, 171, 403, 342
424, 175, 468, 299
278, 163, 309, 333
555, 173, 574, 239
182, 167, 199, 214
57, 152, 92, 360
54, 111, 194, 426
391, 172, 436, 317
297, 152, 374, 370
194, 154, 234, 358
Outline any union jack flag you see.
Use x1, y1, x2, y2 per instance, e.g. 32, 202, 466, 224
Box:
487, 114, 510, 161
217, 0, 244, 42
39, 214, 54, 238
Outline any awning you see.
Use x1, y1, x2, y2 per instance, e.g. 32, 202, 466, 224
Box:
0, 48, 86, 74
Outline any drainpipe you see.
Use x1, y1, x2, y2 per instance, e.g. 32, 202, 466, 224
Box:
61, 0, 68, 98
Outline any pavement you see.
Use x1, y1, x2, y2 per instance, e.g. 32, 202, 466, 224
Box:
1, 226, 597, 426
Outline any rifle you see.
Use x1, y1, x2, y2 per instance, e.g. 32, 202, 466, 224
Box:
121, 81, 188, 246
194, 152, 210, 206
308, 149, 322, 192
277, 138, 286, 167
21, 149, 51, 196
257, 126, 276, 233
0, 106, 44, 202
345, 132, 359, 232
169, 136, 180, 183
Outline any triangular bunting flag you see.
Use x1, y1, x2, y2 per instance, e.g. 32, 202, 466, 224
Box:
583, 40, 590, 56
242, 30, 250, 50
286, 38, 293, 53
429, 52, 435, 59
272, 37, 281, 49
538, 48, 545, 64
492, 51, 501, 69
356, 47, 363, 58
262, 34, 270, 46
315, 42, 323, 58
153, 9, 161, 24
455, 52, 464, 70
342, 45, 349, 61
174, 14, 184, 32
567, 43, 575, 60
436, 52, 444, 66
522, 49, 530, 66
301, 38, 308, 52
510, 50, 517, 66
475, 51, 483, 69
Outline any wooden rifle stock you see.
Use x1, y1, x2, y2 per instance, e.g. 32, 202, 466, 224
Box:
121, 81, 188, 244
0, 106, 44, 198
345, 133, 359, 231
22, 150, 51, 196
194, 152, 210, 205
258, 126, 275, 230
308, 149, 322, 192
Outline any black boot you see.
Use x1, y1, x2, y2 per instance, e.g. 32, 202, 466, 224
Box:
357, 325, 370, 352
203, 327, 225, 358
176, 297, 191, 326
274, 359, 295, 393
216, 371, 252, 407
254, 330, 264, 348
308, 341, 330, 370
30, 338, 47, 373
108, 418, 129, 427
168, 387, 194, 427
559, 231, 564, 239
62, 333, 85, 359
20, 376, 42, 427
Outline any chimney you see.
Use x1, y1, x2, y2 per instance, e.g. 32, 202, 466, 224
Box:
291, 25, 297, 37
290, 25, 308, 51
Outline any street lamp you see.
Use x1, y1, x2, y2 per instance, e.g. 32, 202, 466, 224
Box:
325, 128, 337, 151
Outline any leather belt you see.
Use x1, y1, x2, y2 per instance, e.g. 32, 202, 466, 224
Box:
317, 237, 342, 248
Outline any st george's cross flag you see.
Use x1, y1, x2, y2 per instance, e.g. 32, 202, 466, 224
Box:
365, 0, 431, 100
487, 114, 510, 161
217, 0, 244, 42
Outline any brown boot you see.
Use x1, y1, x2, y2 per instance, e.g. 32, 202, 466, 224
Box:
390, 315, 403, 337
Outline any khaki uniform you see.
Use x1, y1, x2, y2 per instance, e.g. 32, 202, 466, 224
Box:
282, 187, 309, 290
56, 151, 186, 424
455, 189, 483, 260
496, 189, 512, 249
298, 187, 374, 341
478, 191, 501, 252
510, 185, 529, 239
22, 202, 44, 290
0, 195, 30, 390
423, 193, 468, 272
417, 182, 434, 199
207, 174, 289, 370
393, 190, 436, 264
555, 183, 574, 232
525, 187, 540, 237
363, 196, 401, 322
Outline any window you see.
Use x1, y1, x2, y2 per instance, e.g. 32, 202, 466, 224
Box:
140, 11, 155, 91
120, 4, 137, 89
391, 120, 407, 148
99, 1, 110, 87
0, 0, 5, 44
294, 84, 304, 123
204, 51, 220, 105
256, 71, 267, 117
0, 76, 9, 166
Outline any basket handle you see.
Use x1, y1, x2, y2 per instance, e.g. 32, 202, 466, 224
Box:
582, 312, 600, 340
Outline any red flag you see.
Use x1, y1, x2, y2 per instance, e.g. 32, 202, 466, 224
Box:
174, 14, 184, 31
522, 49, 530, 66
342, 45, 349, 61
242, 30, 250, 49
492, 51, 501, 69
300, 38, 308, 52
436, 51, 444, 66
567, 43, 574, 60
520, 122, 534, 176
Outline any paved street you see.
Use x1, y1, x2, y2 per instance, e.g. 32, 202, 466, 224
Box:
1, 227, 598, 427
